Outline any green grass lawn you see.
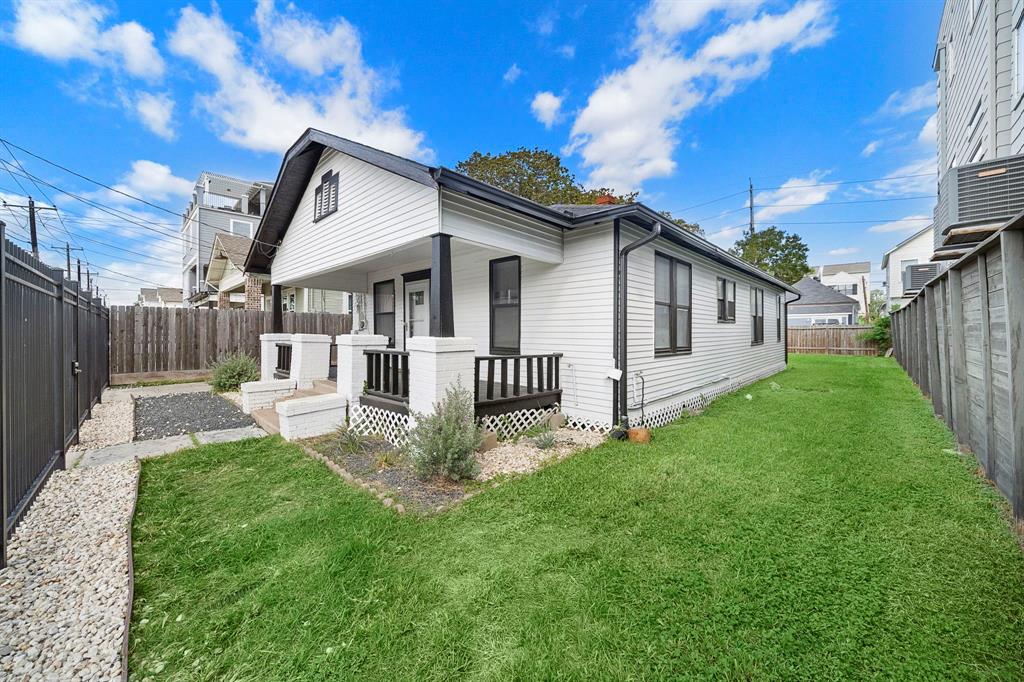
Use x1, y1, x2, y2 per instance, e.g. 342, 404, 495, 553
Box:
129, 355, 1024, 680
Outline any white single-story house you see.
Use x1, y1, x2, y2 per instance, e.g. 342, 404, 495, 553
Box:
242, 129, 796, 438
881, 225, 942, 311
788, 276, 860, 326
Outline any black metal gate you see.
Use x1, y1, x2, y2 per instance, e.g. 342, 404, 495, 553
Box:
1, 226, 109, 567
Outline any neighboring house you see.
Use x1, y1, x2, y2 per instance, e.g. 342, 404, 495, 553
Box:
881, 225, 940, 310
204, 232, 354, 312
182, 172, 273, 306
244, 129, 796, 429
789, 277, 860, 326
810, 261, 871, 314
136, 287, 184, 308
932, 0, 1024, 260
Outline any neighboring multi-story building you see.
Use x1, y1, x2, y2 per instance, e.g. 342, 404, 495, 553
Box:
810, 261, 870, 316
881, 225, 940, 310
181, 172, 273, 306
932, 0, 1024, 260
136, 287, 184, 308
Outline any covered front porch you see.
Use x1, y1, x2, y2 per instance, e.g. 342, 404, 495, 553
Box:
261, 232, 566, 434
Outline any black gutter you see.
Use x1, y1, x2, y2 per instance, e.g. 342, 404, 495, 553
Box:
611, 220, 620, 424
432, 168, 574, 229
784, 291, 801, 365
616, 217, 661, 427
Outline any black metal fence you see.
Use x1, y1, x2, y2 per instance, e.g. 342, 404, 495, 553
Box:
1, 229, 109, 566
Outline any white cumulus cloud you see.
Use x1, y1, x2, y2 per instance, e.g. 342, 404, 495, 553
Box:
861, 139, 881, 157
754, 170, 838, 222
918, 112, 937, 146
113, 160, 193, 201
827, 247, 859, 256
11, 0, 164, 80
168, 3, 430, 159
867, 214, 932, 233
531, 91, 563, 128
567, 0, 835, 191
503, 63, 522, 83
135, 92, 176, 140
877, 81, 935, 117
863, 157, 937, 196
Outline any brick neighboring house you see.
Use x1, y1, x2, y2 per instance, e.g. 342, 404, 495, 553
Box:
136, 287, 184, 308
204, 232, 352, 312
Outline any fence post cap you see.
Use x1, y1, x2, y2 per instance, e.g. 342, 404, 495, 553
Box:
260, 333, 293, 342
335, 334, 390, 347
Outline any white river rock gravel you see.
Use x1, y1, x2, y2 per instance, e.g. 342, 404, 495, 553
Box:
476, 428, 606, 481
0, 460, 138, 681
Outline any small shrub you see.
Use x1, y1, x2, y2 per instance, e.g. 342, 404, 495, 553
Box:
407, 384, 482, 481
332, 426, 367, 455
210, 353, 259, 392
534, 429, 557, 450
860, 315, 892, 352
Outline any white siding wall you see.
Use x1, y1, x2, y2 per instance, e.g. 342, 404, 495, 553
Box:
272, 148, 439, 285
885, 229, 937, 304
440, 191, 563, 263
623, 225, 786, 419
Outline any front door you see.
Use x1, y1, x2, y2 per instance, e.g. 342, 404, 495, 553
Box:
405, 280, 430, 341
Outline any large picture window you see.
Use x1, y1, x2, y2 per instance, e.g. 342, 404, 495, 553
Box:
373, 280, 396, 348
750, 287, 764, 345
717, 277, 736, 322
655, 253, 691, 353
314, 170, 339, 221
489, 257, 520, 354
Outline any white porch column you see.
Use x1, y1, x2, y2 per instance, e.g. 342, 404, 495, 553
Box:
407, 336, 476, 416
335, 334, 390, 404
259, 333, 292, 381
289, 333, 333, 389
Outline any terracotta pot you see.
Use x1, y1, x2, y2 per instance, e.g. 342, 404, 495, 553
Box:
627, 427, 652, 444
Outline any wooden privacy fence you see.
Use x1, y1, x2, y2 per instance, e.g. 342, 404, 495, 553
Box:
108, 306, 352, 376
891, 219, 1024, 520
1, 231, 109, 567
787, 325, 879, 356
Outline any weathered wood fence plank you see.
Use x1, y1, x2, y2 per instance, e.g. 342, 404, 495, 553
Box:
786, 325, 879, 356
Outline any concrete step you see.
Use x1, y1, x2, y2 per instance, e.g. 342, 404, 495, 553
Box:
311, 379, 337, 393
251, 407, 280, 435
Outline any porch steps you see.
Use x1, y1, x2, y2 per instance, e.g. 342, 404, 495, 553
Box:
250, 380, 337, 436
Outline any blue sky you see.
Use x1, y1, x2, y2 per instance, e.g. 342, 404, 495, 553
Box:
0, 0, 942, 303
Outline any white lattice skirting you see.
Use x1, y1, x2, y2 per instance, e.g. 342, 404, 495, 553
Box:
349, 403, 410, 447
479, 407, 559, 441
563, 414, 611, 434
635, 366, 783, 429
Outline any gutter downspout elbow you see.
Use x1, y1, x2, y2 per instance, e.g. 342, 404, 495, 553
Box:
784, 290, 801, 364
616, 219, 661, 427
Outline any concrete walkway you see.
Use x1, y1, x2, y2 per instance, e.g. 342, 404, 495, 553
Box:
76, 425, 266, 468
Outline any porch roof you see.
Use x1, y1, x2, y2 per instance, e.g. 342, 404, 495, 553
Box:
245, 128, 799, 295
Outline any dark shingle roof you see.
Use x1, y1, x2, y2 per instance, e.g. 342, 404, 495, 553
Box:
213, 233, 254, 270
791, 276, 859, 308
819, 261, 871, 276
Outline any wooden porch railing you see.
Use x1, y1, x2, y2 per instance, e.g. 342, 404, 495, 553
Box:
274, 343, 292, 379
364, 349, 410, 402
474, 353, 562, 406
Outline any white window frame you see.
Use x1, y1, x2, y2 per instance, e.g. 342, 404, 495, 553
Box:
229, 219, 253, 237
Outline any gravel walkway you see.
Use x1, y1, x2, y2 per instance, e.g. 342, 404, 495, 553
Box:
0, 460, 138, 681
134, 393, 254, 441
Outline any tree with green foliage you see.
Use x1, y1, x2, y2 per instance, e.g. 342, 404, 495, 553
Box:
455, 147, 637, 206
659, 211, 704, 236
728, 226, 809, 284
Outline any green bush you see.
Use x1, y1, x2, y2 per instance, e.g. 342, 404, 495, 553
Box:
407, 384, 482, 481
534, 429, 557, 450
210, 353, 260, 392
860, 315, 892, 352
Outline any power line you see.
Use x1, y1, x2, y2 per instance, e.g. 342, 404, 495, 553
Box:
694, 193, 936, 223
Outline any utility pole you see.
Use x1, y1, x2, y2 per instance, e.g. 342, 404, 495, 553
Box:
76, 258, 81, 286
27, 197, 37, 258
65, 243, 71, 278
748, 179, 755, 234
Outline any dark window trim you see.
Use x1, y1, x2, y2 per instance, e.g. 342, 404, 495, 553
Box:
313, 170, 339, 223
402, 268, 430, 283
776, 294, 782, 342
750, 286, 765, 346
373, 279, 396, 348
654, 251, 692, 354
716, 276, 737, 323
489, 255, 521, 355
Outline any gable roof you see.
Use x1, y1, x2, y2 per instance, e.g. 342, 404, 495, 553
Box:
157, 287, 183, 303
791, 276, 859, 308
212, 233, 253, 270
818, 261, 871, 276
246, 128, 799, 294
137, 288, 158, 303
881, 224, 933, 269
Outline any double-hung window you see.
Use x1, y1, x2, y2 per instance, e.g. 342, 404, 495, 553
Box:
373, 280, 396, 348
654, 253, 691, 353
717, 277, 736, 322
776, 295, 782, 342
314, 170, 339, 221
750, 287, 764, 345
489, 257, 521, 354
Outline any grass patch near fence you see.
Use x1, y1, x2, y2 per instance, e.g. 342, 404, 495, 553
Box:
129, 355, 1024, 680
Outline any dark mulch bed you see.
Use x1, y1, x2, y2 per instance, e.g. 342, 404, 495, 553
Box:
134, 392, 255, 441
307, 436, 467, 512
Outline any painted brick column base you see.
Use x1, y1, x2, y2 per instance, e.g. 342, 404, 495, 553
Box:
407, 336, 476, 417
259, 333, 292, 381
335, 334, 390, 405
289, 334, 332, 389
